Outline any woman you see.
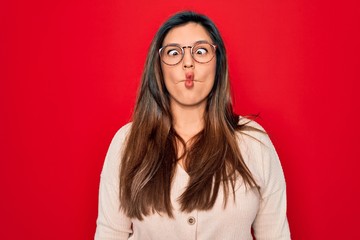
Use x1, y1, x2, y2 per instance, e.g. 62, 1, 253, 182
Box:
95, 11, 290, 240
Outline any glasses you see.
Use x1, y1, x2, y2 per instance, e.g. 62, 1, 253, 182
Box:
159, 41, 217, 66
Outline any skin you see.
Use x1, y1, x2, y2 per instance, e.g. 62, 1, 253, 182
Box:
161, 22, 217, 163
161, 22, 216, 143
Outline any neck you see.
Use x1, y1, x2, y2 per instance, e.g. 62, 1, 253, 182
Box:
171, 102, 206, 142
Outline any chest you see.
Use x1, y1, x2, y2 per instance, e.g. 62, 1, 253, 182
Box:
130, 166, 260, 240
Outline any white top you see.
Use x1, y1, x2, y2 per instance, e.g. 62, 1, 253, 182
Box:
95, 120, 291, 240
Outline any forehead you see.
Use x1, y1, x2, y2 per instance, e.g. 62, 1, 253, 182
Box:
162, 22, 212, 46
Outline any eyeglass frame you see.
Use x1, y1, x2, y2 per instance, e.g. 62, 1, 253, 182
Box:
158, 40, 217, 66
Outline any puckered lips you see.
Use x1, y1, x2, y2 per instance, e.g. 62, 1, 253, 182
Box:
184, 72, 194, 89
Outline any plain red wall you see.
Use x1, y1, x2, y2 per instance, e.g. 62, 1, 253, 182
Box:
1, 0, 359, 239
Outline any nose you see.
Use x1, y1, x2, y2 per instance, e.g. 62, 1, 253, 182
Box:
182, 47, 194, 69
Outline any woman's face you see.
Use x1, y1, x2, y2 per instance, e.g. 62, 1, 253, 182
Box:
160, 22, 216, 110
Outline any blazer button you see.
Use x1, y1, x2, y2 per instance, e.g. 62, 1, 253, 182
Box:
188, 216, 196, 225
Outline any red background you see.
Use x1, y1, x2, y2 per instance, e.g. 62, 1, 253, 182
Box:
1, 0, 359, 239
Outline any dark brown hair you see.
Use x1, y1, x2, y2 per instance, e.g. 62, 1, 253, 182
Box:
119, 11, 260, 220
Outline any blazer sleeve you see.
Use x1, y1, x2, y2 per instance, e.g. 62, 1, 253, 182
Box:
251, 128, 291, 240
95, 124, 133, 240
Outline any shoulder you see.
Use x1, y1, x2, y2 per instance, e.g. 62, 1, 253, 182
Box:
236, 116, 286, 195
111, 122, 133, 145
100, 122, 132, 180
236, 116, 268, 146
236, 116, 278, 157
238, 116, 264, 130
236, 117, 279, 160
107, 122, 133, 159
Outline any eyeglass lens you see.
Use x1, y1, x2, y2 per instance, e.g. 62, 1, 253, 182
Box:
160, 42, 215, 65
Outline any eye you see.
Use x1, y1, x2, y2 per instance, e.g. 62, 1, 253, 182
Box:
167, 49, 181, 56
195, 48, 208, 55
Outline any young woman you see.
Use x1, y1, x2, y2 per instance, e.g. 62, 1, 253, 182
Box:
95, 11, 290, 240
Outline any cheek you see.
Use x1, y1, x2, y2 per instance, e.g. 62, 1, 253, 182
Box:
161, 67, 171, 91
161, 65, 178, 85
200, 62, 216, 83
205, 58, 216, 76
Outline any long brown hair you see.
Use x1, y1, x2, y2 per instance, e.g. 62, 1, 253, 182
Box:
120, 11, 260, 220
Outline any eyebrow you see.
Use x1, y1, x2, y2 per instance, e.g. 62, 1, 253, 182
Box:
162, 40, 211, 47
